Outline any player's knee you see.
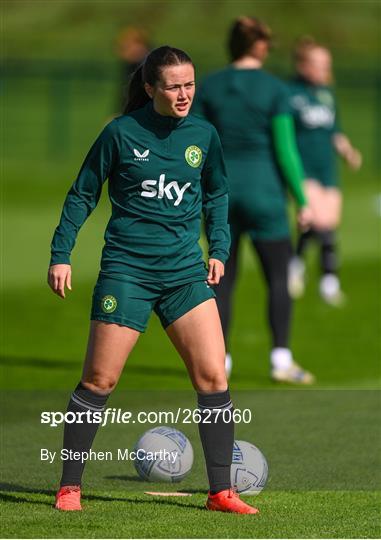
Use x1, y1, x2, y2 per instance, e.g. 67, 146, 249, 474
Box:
81, 377, 117, 395
195, 370, 227, 393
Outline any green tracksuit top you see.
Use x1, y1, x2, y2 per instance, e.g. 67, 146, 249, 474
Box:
50, 101, 230, 284
194, 67, 291, 157
289, 76, 340, 187
194, 67, 301, 240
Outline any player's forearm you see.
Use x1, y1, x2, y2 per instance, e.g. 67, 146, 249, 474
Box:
333, 133, 362, 170
201, 126, 230, 262
272, 114, 307, 208
333, 133, 352, 156
203, 193, 230, 264
50, 186, 99, 265
50, 122, 117, 265
50, 162, 106, 265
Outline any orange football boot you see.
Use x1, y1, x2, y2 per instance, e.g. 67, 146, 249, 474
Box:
206, 488, 259, 514
55, 485, 82, 511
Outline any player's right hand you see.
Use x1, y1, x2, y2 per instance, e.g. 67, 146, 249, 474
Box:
48, 264, 72, 299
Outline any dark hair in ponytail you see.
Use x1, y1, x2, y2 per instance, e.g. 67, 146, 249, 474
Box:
123, 45, 194, 114
228, 16, 272, 61
124, 64, 147, 113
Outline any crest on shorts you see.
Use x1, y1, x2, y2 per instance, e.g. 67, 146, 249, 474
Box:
185, 145, 202, 168
101, 295, 117, 313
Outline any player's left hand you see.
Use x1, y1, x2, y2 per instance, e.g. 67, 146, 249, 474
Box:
297, 205, 314, 231
345, 147, 362, 170
334, 134, 362, 171
207, 258, 225, 286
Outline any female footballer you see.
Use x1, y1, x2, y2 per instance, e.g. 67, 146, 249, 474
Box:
194, 17, 314, 384
48, 46, 258, 514
287, 38, 362, 305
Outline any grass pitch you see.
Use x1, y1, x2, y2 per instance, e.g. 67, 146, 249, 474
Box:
2, 390, 381, 538
2, 490, 380, 539
1, 75, 380, 537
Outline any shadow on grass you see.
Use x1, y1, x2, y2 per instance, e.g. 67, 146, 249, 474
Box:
0, 356, 188, 379
0, 483, 55, 495
0, 483, 203, 510
0, 356, 80, 370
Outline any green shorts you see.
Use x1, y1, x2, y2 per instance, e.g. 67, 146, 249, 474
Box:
91, 273, 216, 332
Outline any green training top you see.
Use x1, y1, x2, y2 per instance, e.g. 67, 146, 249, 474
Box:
288, 76, 340, 186
193, 66, 306, 207
50, 101, 230, 284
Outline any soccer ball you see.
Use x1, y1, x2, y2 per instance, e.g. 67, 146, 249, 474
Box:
134, 426, 193, 482
231, 440, 268, 494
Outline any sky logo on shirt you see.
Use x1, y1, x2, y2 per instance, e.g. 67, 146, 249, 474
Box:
134, 148, 150, 161
141, 174, 191, 206
300, 105, 335, 128
291, 95, 335, 128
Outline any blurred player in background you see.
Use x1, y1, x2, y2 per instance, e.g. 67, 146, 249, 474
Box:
288, 37, 362, 305
48, 45, 259, 515
194, 17, 314, 384
115, 26, 150, 113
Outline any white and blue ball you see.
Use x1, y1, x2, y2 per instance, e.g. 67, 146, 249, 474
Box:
231, 440, 268, 494
134, 426, 193, 482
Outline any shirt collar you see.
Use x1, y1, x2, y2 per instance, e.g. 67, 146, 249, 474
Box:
145, 100, 186, 129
